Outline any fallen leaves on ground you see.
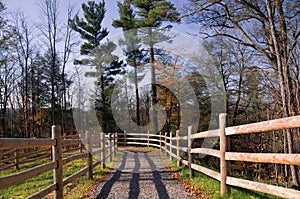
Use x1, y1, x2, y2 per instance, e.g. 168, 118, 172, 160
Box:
168, 165, 215, 199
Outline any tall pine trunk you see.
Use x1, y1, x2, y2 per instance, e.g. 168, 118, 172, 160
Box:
134, 59, 141, 126
149, 27, 158, 133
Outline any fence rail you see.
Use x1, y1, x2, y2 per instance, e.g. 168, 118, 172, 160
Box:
1, 114, 300, 198
0, 126, 117, 199
120, 114, 300, 198
0, 138, 85, 171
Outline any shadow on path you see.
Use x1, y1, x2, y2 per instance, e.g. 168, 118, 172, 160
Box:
95, 152, 128, 199
95, 150, 171, 199
144, 152, 170, 199
128, 152, 140, 199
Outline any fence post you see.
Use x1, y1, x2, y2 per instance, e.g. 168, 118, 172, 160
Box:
116, 132, 118, 151
124, 130, 126, 146
86, 131, 93, 180
79, 143, 83, 153
220, 113, 229, 196
101, 132, 106, 169
79, 134, 83, 153
159, 132, 162, 151
188, 126, 194, 178
109, 133, 112, 162
148, 130, 150, 148
164, 132, 167, 156
52, 125, 63, 199
113, 133, 116, 157
170, 132, 173, 161
14, 148, 19, 170
176, 130, 180, 167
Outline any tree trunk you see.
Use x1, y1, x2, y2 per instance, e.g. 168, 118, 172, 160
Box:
266, 0, 299, 187
100, 74, 106, 132
148, 27, 158, 133
133, 59, 141, 126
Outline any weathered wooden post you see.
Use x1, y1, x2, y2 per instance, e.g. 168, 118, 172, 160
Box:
176, 130, 180, 167
170, 132, 173, 161
109, 133, 112, 162
79, 143, 83, 153
147, 130, 150, 148
52, 125, 63, 199
124, 130, 127, 146
188, 126, 194, 178
159, 132, 162, 151
79, 133, 83, 153
113, 133, 116, 157
116, 132, 118, 151
14, 148, 19, 170
101, 132, 106, 169
86, 131, 93, 180
220, 113, 229, 196
164, 132, 167, 156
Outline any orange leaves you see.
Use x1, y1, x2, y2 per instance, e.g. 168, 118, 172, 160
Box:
184, 76, 198, 82
180, 179, 214, 198
168, 165, 215, 198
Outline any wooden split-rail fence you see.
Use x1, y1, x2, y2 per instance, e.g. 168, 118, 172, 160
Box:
0, 134, 84, 171
0, 114, 300, 198
119, 113, 300, 198
0, 126, 117, 199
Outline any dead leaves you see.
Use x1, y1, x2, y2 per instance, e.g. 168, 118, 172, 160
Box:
168, 166, 215, 199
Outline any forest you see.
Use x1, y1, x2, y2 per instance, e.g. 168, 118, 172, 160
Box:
0, 0, 299, 190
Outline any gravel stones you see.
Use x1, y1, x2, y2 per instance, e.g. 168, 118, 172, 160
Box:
88, 148, 197, 199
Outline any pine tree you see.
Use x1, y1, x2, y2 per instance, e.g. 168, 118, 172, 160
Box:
132, 0, 180, 133
113, 0, 143, 126
69, 1, 108, 57
70, 1, 124, 133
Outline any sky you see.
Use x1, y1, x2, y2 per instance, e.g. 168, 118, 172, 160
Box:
3, 0, 120, 35
3, 0, 198, 38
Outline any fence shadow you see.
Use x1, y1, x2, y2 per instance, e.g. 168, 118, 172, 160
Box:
128, 152, 140, 199
95, 152, 128, 199
95, 150, 172, 199
144, 152, 170, 199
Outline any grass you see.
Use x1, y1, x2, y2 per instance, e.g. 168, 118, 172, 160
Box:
0, 159, 53, 199
168, 160, 281, 199
0, 151, 120, 199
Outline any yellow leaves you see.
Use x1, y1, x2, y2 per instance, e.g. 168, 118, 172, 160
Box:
184, 76, 198, 81
168, 165, 212, 198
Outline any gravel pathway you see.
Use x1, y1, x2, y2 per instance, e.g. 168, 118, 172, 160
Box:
89, 148, 197, 199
